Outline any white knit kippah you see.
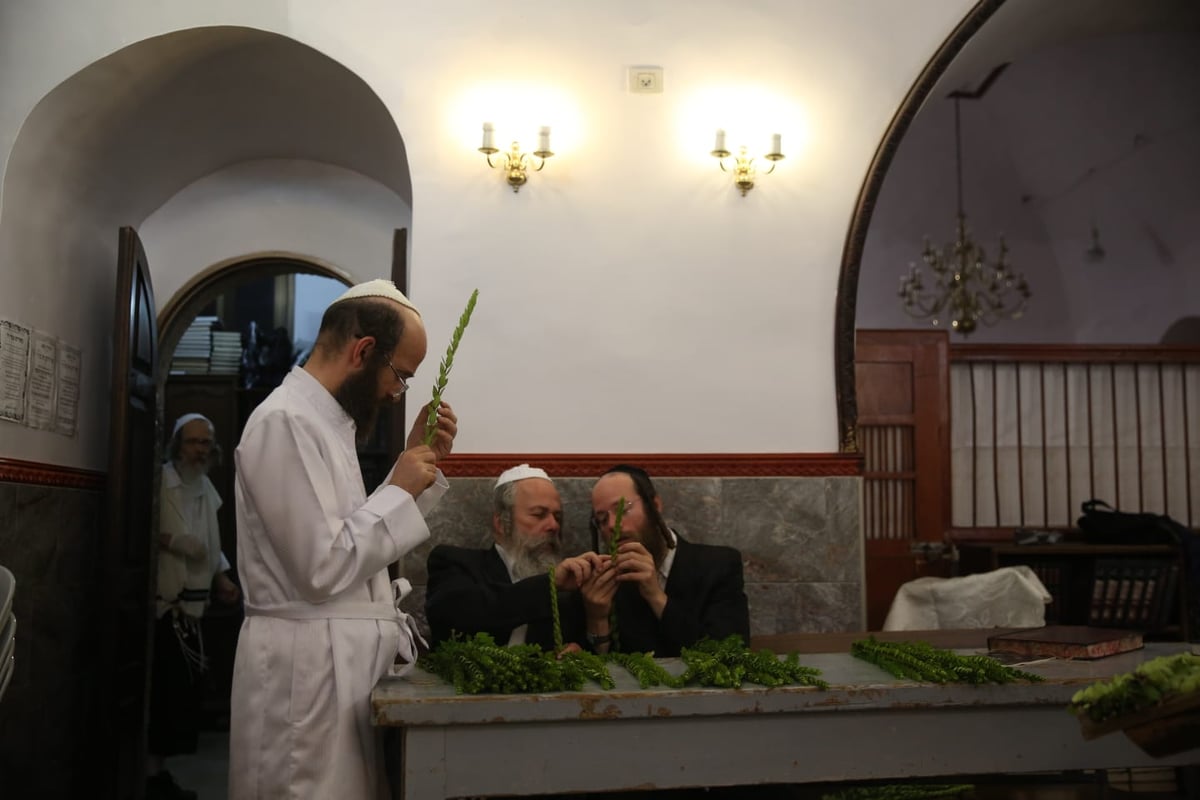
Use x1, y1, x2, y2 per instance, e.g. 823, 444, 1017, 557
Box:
172, 413, 213, 438
331, 279, 420, 315
495, 464, 553, 489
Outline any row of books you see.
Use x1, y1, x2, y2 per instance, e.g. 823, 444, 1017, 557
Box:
1026, 563, 1064, 625
169, 317, 245, 376
1087, 558, 1179, 630
210, 330, 242, 375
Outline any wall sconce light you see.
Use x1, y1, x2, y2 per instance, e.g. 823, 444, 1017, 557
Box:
479, 122, 554, 192
710, 130, 784, 196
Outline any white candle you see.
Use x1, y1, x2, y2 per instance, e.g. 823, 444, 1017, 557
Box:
538, 126, 551, 153
771, 133, 782, 155
482, 122, 495, 150
714, 129, 727, 153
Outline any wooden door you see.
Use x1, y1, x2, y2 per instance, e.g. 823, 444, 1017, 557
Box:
95, 226, 158, 798
856, 330, 951, 630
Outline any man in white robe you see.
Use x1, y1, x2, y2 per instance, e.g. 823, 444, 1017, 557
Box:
150, 413, 240, 800
229, 280, 458, 800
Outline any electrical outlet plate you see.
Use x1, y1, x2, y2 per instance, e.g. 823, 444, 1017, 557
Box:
628, 66, 663, 94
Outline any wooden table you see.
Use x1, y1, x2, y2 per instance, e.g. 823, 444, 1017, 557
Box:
372, 633, 1198, 798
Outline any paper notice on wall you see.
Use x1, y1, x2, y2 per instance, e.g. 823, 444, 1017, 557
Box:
25, 330, 58, 431
0, 319, 31, 424
55, 342, 81, 437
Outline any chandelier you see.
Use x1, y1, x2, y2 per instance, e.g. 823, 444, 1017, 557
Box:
898, 97, 1030, 336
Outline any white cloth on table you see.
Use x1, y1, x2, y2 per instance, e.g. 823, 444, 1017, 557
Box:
229, 366, 446, 800
882, 565, 1051, 631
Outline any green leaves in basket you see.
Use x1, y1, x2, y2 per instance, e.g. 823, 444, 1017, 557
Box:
1068, 652, 1200, 724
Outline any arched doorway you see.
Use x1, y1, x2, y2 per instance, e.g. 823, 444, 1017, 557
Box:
836, 0, 1200, 627
0, 24, 417, 794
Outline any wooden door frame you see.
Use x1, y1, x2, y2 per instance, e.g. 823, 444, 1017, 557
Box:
833, 0, 1004, 453
156, 251, 352, 385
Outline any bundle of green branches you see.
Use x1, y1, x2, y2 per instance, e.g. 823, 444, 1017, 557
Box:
419, 632, 615, 694
851, 637, 1042, 685
423, 288, 479, 446
680, 635, 829, 690
821, 784, 974, 800
1068, 652, 1200, 724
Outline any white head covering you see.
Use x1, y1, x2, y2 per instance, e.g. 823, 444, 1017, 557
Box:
495, 464, 553, 489
331, 279, 420, 315
172, 413, 213, 438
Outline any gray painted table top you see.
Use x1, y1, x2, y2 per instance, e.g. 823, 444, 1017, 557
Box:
372, 642, 1189, 727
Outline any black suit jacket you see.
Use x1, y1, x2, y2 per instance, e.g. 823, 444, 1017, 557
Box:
425, 544, 586, 650
613, 533, 750, 657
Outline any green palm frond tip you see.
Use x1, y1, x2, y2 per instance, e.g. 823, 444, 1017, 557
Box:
423, 289, 479, 446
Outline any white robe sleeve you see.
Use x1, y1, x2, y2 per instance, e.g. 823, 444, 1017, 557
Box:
236, 408, 436, 603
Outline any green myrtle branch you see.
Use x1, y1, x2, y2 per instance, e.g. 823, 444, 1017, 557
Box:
423, 289, 479, 447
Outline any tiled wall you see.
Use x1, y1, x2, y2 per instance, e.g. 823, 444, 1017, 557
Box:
0, 480, 103, 797
399, 475, 865, 639
0, 470, 861, 794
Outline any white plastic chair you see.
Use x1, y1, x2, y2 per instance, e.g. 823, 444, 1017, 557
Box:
0, 615, 13, 700
0, 565, 12, 627
0, 566, 14, 705
882, 565, 1051, 631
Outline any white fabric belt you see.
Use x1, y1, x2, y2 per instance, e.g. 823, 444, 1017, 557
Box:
242, 578, 427, 673
244, 601, 401, 621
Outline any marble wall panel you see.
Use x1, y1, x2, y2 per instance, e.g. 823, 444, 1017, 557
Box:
403, 473, 864, 640
0, 481, 104, 796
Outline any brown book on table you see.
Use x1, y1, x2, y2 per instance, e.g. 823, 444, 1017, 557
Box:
987, 625, 1144, 660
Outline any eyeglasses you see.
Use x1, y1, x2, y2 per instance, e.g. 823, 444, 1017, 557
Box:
591, 498, 638, 528
386, 359, 410, 397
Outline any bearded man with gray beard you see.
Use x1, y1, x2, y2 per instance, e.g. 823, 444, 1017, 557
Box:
425, 464, 602, 651
148, 414, 241, 800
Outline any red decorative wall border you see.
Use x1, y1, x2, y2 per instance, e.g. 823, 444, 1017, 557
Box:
0, 454, 862, 486
0, 458, 105, 490
438, 453, 862, 479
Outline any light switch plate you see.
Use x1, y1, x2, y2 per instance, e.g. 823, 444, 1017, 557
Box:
628, 66, 663, 94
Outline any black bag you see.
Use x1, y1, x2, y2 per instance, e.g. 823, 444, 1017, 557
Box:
1077, 499, 1181, 545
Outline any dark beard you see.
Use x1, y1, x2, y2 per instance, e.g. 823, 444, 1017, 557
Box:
335, 368, 383, 444
634, 522, 669, 567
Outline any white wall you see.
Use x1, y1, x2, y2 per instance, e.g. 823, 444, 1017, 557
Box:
0, 0, 974, 468
141, 159, 407, 311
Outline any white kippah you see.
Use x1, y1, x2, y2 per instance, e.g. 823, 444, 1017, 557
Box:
172, 413, 213, 438
495, 463, 552, 489
331, 279, 420, 315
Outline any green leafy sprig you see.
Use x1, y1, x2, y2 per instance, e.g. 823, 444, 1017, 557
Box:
548, 565, 563, 653
607, 496, 626, 651
680, 635, 829, 690
607, 651, 685, 689
423, 289, 479, 446
420, 633, 829, 695
561, 649, 616, 690
850, 637, 1042, 685
1068, 652, 1200, 724
419, 632, 574, 694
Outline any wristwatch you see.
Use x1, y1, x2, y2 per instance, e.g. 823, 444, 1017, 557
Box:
586, 631, 612, 646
